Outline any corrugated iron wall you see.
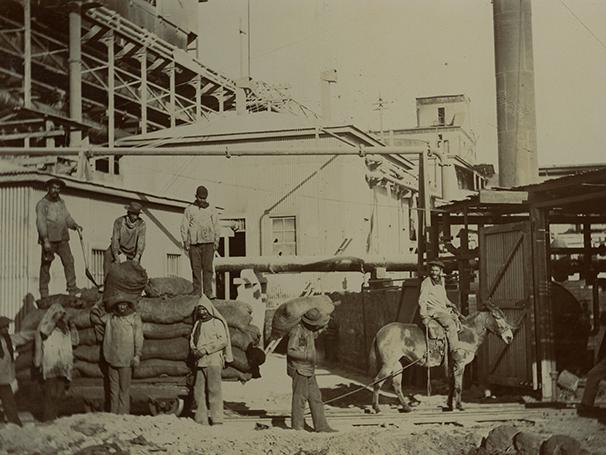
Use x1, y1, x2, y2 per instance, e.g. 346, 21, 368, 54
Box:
0, 185, 32, 330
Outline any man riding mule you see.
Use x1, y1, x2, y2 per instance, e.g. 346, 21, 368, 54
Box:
418, 260, 462, 352
368, 301, 514, 413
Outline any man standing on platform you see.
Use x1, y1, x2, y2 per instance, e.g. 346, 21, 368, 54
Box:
36, 178, 82, 300
180, 186, 220, 298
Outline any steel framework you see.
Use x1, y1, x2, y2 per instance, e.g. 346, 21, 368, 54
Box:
0, 0, 317, 149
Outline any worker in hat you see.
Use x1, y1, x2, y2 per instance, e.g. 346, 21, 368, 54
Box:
36, 177, 82, 300
189, 301, 232, 425
0, 316, 29, 426
418, 260, 462, 352
180, 186, 220, 298
103, 201, 146, 279
287, 308, 337, 433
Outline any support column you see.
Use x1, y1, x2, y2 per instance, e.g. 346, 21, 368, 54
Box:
68, 2, 82, 146
107, 31, 115, 147
139, 48, 147, 134
530, 207, 555, 401
583, 221, 593, 284
23, 0, 32, 109
195, 75, 202, 121
218, 87, 224, 113
169, 61, 176, 128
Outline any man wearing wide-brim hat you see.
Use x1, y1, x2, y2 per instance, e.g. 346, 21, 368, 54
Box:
418, 259, 462, 352
36, 177, 83, 300
286, 308, 337, 433
103, 201, 146, 280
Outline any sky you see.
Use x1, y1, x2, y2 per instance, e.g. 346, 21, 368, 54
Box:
198, 0, 606, 168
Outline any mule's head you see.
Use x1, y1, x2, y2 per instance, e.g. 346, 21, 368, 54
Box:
485, 301, 514, 344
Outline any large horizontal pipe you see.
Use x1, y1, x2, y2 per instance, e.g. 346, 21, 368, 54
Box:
0, 145, 429, 157
214, 255, 419, 273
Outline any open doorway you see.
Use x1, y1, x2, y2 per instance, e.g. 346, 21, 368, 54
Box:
216, 219, 246, 299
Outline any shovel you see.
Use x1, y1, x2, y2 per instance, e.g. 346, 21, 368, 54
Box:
77, 230, 101, 289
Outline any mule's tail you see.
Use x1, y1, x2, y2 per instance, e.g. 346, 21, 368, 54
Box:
368, 336, 379, 376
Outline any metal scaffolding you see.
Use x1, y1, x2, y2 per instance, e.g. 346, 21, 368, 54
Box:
0, 0, 316, 149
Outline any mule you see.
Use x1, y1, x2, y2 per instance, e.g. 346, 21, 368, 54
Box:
369, 306, 514, 413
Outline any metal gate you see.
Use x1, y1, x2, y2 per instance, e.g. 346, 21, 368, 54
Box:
478, 222, 537, 389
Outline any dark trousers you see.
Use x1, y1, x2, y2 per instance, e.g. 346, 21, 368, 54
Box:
432, 311, 460, 350
193, 366, 223, 424
188, 243, 214, 298
40, 241, 77, 298
42, 377, 67, 421
581, 357, 606, 407
291, 372, 330, 431
108, 366, 132, 414
0, 384, 21, 426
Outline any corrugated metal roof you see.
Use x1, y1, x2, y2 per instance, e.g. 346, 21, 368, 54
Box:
0, 160, 190, 209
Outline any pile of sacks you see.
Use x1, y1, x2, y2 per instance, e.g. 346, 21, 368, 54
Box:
15, 263, 265, 385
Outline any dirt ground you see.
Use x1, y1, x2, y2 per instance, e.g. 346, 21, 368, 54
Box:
1, 355, 605, 455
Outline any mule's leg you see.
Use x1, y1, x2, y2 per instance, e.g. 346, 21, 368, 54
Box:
392, 372, 412, 413
446, 364, 454, 411
372, 366, 392, 414
453, 363, 465, 411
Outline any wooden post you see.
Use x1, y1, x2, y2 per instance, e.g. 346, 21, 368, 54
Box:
530, 206, 555, 401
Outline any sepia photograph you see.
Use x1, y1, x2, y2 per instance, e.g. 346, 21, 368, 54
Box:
0, 0, 605, 453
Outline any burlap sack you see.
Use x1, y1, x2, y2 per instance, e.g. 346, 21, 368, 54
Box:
271, 295, 335, 338
144, 277, 193, 298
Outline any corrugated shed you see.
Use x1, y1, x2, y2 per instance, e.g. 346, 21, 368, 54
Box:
0, 185, 32, 330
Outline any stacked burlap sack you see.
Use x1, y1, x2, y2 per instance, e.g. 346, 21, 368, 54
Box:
15, 264, 265, 384
270, 295, 336, 340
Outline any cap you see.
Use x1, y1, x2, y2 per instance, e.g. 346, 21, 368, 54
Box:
125, 201, 143, 214
426, 260, 445, 269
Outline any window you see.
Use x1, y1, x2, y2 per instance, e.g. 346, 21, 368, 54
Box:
271, 216, 297, 256
166, 253, 181, 277
437, 107, 445, 125
91, 249, 105, 285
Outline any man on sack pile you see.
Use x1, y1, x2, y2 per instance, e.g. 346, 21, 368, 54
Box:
36, 178, 83, 300
103, 201, 146, 279
180, 186, 220, 298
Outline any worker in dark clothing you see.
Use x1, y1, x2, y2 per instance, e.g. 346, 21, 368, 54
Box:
287, 308, 337, 433
578, 312, 606, 418
36, 178, 82, 300
180, 186, 220, 298
103, 202, 146, 279
0, 316, 29, 426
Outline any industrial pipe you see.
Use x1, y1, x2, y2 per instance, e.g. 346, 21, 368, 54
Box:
214, 254, 419, 273
0, 145, 429, 157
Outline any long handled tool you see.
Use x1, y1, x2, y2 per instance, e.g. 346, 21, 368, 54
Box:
77, 230, 101, 288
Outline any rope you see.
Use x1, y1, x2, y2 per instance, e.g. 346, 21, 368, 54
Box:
304, 356, 425, 414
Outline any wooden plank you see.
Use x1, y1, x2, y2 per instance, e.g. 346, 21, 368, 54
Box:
486, 233, 524, 300
480, 190, 528, 205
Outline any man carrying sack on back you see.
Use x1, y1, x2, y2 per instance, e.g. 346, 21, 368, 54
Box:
287, 308, 337, 433
36, 178, 83, 300
190, 299, 232, 425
